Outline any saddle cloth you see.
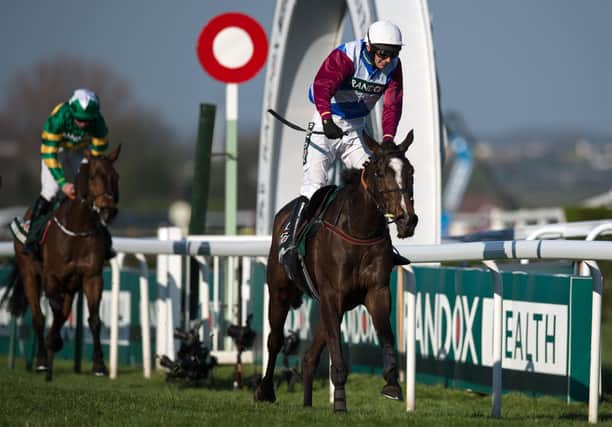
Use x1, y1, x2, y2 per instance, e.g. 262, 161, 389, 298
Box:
280, 186, 339, 301
9, 217, 28, 245
296, 185, 339, 258
9, 212, 54, 246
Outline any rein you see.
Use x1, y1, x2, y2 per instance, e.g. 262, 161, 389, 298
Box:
75, 183, 116, 226
312, 175, 388, 246
322, 220, 387, 245
52, 191, 111, 237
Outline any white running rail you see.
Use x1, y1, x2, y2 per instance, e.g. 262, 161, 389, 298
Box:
2, 236, 612, 423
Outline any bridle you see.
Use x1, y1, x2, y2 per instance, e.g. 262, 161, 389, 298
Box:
53, 163, 118, 236
87, 190, 116, 219
360, 154, 414, 224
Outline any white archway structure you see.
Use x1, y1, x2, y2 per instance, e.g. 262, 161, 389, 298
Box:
256, 0, 442, 245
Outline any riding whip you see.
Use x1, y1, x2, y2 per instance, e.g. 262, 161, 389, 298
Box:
266, 109, 348, 136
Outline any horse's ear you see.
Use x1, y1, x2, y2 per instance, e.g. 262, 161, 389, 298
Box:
107, 144, 121, 162
362, 130, 381, 155
83, 149, 93, 161
398, 129, 414, 153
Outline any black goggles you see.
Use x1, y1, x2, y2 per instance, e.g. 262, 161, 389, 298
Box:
374, 48, 399, 59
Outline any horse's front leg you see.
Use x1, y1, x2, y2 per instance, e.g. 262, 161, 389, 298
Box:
45, 290, 74, 381
302, 323, 327, 407
254, 280, 292, 403
83, 275, 107, 376
321, 298, 348, 413
365, 286, 402, 401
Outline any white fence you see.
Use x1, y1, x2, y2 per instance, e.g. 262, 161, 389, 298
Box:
120, 236, 612, 423
2, 229, 612, 423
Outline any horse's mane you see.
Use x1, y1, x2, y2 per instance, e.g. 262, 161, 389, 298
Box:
341, 168, 361, 188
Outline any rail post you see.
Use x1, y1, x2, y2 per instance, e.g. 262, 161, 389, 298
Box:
404, 265, 417, 412
483, 260, 503, 418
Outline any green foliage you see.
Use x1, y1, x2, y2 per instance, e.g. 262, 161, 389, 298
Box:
564, 206, 612, 222
0, 56, 261, 234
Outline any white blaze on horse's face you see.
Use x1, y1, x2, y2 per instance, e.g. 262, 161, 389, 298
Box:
389, 158, 409, 216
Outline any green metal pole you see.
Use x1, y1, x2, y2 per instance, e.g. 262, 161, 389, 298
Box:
189, 103, 216, 236
189, 103, 216, 321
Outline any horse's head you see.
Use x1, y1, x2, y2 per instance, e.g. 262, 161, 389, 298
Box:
76, 145, 121, 226
362, 130, 418, 238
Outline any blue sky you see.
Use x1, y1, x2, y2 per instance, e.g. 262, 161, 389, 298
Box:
2, 0, 611, 140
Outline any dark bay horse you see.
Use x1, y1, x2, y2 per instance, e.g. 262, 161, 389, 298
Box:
1, 146, 120, 381
254, 131, 418, 412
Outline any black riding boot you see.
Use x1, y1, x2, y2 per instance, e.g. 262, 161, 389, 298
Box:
101, 226, 116, 260
23, 196, 52, 256
278, 196, 308, 280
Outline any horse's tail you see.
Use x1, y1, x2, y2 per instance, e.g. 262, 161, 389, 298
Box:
0, 259, 28, 317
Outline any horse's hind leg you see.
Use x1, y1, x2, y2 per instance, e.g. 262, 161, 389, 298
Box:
321, 301, 348, 413
254, 279, 293, 403
83, 275, 107, 376
365, 287, 402, 401
302, 323, 326, 407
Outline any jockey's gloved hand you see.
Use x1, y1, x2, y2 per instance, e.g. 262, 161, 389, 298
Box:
322, 118, 344, 139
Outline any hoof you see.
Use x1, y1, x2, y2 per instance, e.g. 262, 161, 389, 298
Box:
92, 363, 108, 377
333, 402, 347, 413
254, 385, 276, 403
381, 383, 403, 401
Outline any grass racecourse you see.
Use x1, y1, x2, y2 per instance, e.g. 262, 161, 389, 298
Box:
2, 323, 612, 426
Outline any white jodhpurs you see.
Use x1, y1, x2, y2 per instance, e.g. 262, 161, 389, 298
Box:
300, 113, 371, 199
40, 149, 87, 202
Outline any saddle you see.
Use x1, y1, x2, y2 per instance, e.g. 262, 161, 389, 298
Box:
282, 185, 339, 300
296, 185, 339, 258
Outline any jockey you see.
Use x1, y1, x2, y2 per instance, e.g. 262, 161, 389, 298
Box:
23, 88, 116, 260
278, 20, 404, 278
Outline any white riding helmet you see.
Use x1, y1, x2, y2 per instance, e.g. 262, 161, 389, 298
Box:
367, 20, 403, 47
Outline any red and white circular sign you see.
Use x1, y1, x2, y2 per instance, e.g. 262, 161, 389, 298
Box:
196, 13, 268, 84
